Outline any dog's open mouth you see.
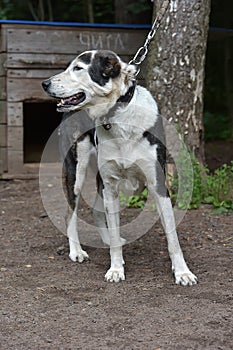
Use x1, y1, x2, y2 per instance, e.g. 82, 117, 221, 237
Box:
57, 92, 86, 109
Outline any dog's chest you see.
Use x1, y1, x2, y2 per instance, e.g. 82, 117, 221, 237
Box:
97, 123, 157, 169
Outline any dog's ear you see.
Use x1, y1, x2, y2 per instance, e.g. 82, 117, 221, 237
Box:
102, 56, 121, 78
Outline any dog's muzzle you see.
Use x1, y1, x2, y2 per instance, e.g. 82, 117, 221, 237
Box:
42, 79, 86, 111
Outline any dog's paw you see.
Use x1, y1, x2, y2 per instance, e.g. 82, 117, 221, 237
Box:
69, 249, 89, 263
105, 267, 125, 283
174, 270, 198, 286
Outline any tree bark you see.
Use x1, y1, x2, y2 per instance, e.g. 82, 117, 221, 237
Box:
146, 0, 211, 162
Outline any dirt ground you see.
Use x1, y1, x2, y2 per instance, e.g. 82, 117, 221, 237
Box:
0, 178, 233, 350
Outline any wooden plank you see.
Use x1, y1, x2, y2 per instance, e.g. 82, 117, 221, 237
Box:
0, 101, 7, 124
0, 147, 7, 174
7, 102, 23, 126
0, 27, 7, 52
7, 149, 24, 174
0, 76, 6, 99
7, 77, 51, 102
5, 53, 73, 69
5, 52, 130, 69
0, 124, 7, 147
0, 53, 7, 76
7, 126, 23, 151
7, 28, 146, 55
7, 68, 63, 79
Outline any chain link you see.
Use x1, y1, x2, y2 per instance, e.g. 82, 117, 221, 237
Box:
129, 0, 170, 66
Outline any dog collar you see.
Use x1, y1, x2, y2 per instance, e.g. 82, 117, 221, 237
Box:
102, 81, 136, 130
117, 80, 136, 103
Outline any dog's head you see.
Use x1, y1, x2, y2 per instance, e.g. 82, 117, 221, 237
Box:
42, 50, 137, 116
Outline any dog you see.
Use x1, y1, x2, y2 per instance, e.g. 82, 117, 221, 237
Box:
42, 49, 197, 285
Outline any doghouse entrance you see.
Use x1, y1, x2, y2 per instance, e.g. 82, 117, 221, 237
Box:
23, 102, 62, 163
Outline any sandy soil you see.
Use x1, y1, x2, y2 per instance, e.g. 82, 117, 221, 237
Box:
0, 178, 232, 350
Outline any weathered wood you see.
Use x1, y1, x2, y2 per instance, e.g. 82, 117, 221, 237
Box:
6, 28, 146, 55
0, 27, 7, 52
5, 52, 130, 69
0, 76, 6, 99
0, 101, 6, 124
7, 102, 23, 126
0, 53, 6, 76
7, 68, 64, 79
7, 77, 51, 102
0, 124, 7, 147
7, 126, 23, 150
0, 147, 7, 173
5, 53, 73, 69
7, 149, 24, 174
9, 62, 139, 77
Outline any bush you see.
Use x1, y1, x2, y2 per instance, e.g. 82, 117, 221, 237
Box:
170, 157, 233, 212
120, 157, 233, 213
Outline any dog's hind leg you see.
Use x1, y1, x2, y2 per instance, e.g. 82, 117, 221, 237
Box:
67, 136, 93, 263
149, 183, 198, 286
92, 173, 109, 245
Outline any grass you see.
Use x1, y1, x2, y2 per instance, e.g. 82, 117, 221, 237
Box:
120, 157, 233, 213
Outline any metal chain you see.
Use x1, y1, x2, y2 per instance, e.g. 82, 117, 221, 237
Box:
129, 0, 170, 66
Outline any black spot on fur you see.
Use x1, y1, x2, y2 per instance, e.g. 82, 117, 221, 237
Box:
143, 115, 169, 197
88, 51, 121, 86
78, 52, 92, 65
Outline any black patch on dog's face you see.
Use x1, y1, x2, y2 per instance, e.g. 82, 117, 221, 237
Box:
78, 52, 92, 65
88, 51, 121, 86
143, 115, 169, 197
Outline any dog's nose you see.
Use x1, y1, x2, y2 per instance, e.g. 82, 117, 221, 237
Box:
42, 79, 51, 91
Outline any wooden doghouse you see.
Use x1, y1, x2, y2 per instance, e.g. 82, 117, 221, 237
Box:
0, 20, 148, 177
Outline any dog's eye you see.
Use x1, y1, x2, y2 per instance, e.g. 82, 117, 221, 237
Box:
73, 66, 83, 71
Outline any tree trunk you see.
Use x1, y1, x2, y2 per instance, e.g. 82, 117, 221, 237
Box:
87, 0, 94, 23
146, 0, 211, 163
223, 0, 233, 137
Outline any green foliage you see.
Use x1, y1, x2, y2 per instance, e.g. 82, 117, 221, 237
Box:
120, 157, 233, 213
170, 155, 233, 212
169, 151, 206, 209
120, 188, 148, 209
0, 0, 13, 19
126, 0, 151, 15
204, 112, 232, 141
204, 162, 233, 210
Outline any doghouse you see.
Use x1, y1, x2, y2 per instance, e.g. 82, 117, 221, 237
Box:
0, 20, 149, 177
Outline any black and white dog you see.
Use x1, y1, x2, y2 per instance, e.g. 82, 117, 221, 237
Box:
42, 50, 197, 285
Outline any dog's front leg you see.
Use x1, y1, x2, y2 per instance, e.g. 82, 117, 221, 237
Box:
102, 183, 125, 282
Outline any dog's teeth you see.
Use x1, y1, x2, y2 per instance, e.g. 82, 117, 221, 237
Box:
61, 99, 65, 104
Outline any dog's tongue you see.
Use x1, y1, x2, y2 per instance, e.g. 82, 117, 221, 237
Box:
62, 93, 83, 105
